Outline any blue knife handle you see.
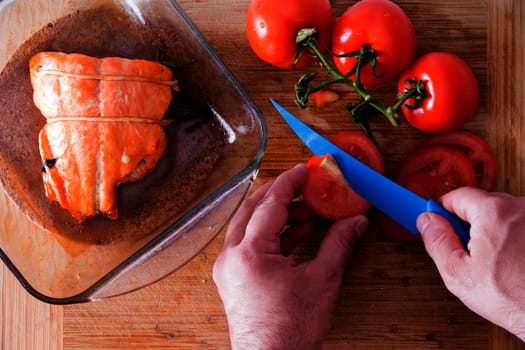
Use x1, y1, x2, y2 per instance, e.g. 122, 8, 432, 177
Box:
426, 199, 470, 249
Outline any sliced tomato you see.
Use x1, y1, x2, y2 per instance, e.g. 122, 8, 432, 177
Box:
303, 154, 371, 219
380, 172, 449, 241
420, 130, 497, 191
310, 89, 340, 111
331, 132, 385, 174
396, 144, 478, 191
302, 131, 384, 220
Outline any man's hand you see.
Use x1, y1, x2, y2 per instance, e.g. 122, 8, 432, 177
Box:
213, 164, 368, 350
417, 187, 525, 341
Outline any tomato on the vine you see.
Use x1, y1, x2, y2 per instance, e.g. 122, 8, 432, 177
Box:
303, 131, 384, 219
398, 52, 479, 132
246, 0, 332, 70
331, 0, 416, 86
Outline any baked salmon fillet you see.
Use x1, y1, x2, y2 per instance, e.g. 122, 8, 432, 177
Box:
29, 52, 177, 221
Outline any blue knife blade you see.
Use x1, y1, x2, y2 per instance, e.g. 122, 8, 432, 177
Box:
270, 99, 470, 248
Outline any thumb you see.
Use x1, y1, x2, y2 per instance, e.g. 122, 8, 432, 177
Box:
311, 215, 368, 278
417, 213, 469, 281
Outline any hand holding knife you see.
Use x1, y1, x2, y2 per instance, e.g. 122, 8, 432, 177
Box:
270, 99, 471, 248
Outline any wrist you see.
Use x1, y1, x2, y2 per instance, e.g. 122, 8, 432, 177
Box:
227, 315, 324, 350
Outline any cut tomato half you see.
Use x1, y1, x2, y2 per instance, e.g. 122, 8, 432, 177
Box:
420, 130, 497, 190
396, 144, 478, 191
331, 132, 386, 174
303, 154, 371, 219
302, 131, 384, 220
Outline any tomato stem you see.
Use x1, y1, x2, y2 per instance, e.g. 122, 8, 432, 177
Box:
294, 28, 426, 131
394, 78, 428, 110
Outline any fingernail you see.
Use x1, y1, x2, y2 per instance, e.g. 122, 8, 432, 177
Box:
417, 213, 430, 233
354, 217, 369, 236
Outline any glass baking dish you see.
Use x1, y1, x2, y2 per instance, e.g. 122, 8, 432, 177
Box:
0, 0, 266, 303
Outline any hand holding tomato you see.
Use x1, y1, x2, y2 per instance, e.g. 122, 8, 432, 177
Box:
213, 165, 369, 349
417, 188, 525, 342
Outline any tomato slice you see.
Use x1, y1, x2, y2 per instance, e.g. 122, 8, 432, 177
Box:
331, 132, 386, 174
380, 172, 449, 240
420, 130, 498, 191
304, 154, 371, 219
302, 131, 384, 220
396, 144, 478, 191
310, 89, 340, 111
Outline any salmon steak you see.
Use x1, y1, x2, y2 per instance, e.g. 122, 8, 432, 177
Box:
29, 52, 177, 221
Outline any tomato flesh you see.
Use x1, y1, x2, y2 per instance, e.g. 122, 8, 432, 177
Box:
396, 144, 478, 191
420, 130, 497, 191
332, 0, 416, 86
331, 132, 385, 174
382, 143, 478, 241
311, 89, 340, 111
304, 155, 371, 219
246, 0, 332, 69
302, 131, 384, 219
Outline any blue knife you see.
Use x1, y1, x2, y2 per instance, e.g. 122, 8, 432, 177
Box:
270, 99, 470, 248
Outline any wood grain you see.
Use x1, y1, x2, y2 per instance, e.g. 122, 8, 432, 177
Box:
0, 0, 524, 349
487, 0, 525, 348
1, 265, 62, 350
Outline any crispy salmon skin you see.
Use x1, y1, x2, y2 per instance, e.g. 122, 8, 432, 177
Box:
29, 52, 176, 221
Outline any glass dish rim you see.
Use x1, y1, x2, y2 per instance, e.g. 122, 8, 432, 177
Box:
0, 0, 268, 304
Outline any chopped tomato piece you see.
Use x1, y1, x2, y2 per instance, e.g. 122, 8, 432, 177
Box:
420, 130, 497, 190
302, 131, 384, 219
396, 144, 477, 191
311, 89, 340, 111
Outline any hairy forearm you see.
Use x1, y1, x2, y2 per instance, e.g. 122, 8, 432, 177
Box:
227, 314, 325, 350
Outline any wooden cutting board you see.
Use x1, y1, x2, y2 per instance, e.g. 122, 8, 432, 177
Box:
1, 0, 524, 349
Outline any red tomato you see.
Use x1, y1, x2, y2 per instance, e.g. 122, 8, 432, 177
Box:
303, 132, 384, 219
246, 0, 332, 70
303, 154, 371, 219
310, 88, 340, 111
421, 130, 498, 191
331, 132, 385, 174
398, 52, 479, 132
396, 144, 478, 191
331, 0, 416, 86
380, 172, 449, 241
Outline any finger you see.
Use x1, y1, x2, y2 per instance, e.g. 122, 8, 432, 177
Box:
223, 181, 273, 247
438, 187, 489, 223
243, 164, 307, 253
308, 215, 368, 278
417, 213, 469, 285
280, 219, 318, 257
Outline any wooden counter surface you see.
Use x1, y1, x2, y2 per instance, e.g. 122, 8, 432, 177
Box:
1, 0, 524, 349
